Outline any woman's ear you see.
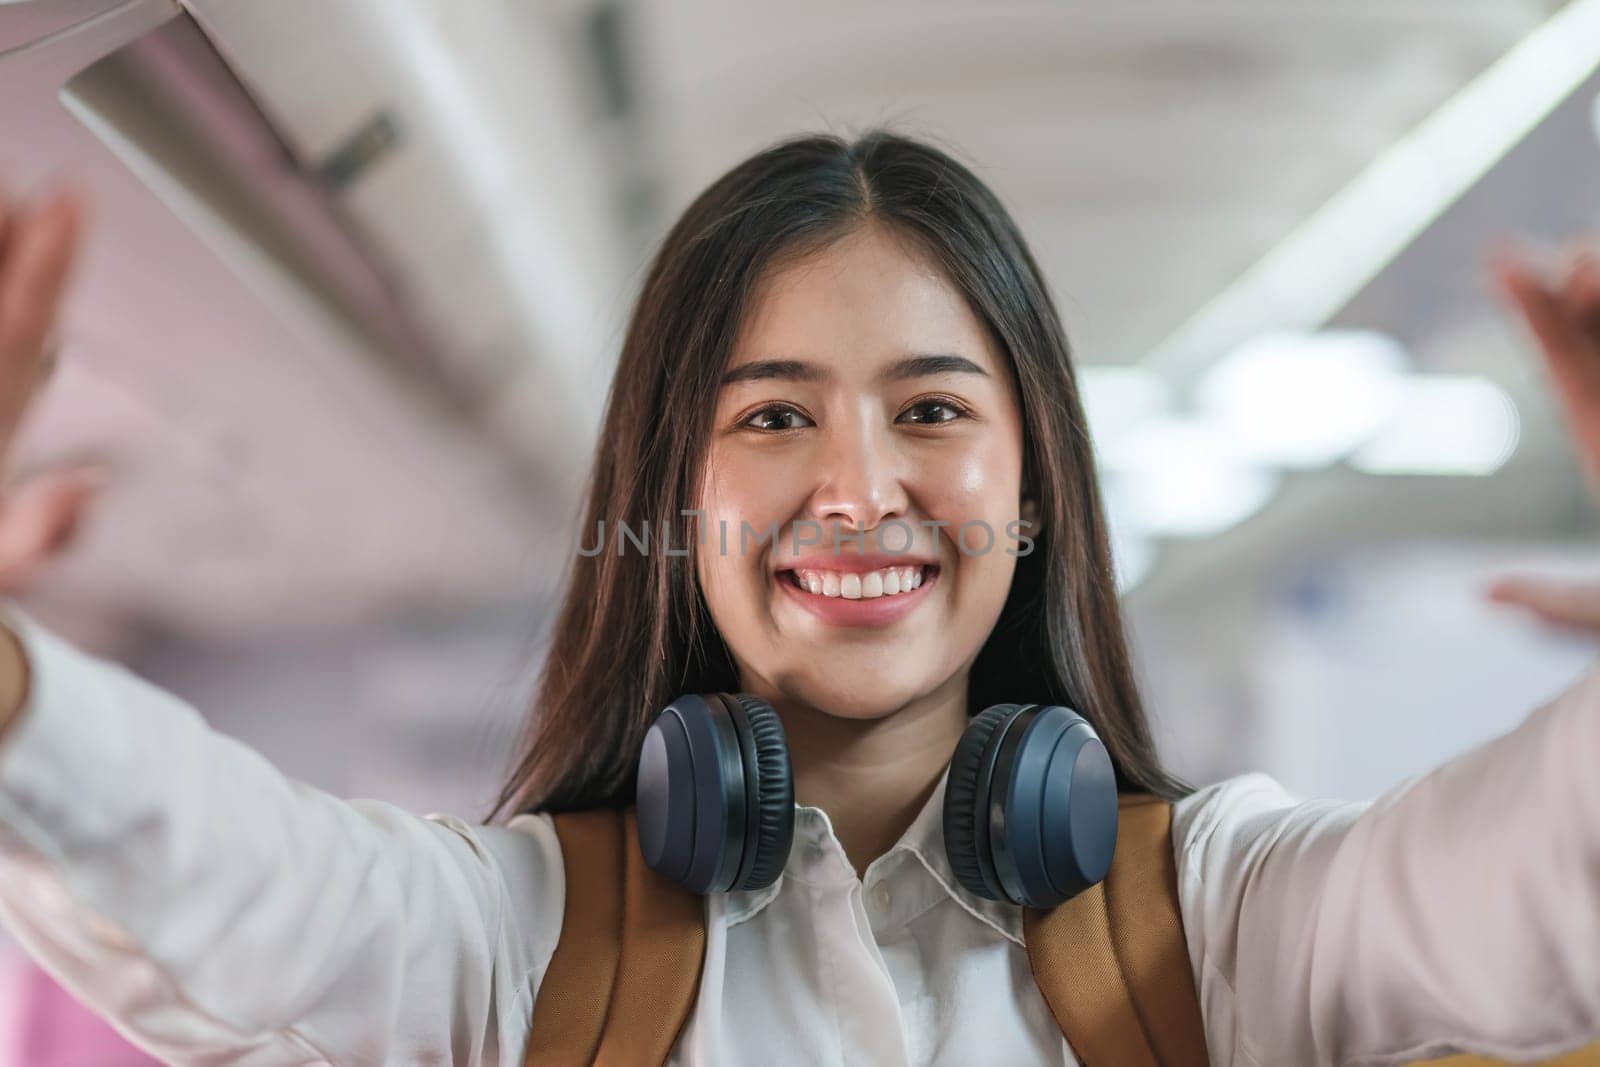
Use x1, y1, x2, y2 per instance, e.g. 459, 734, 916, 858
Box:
1019, 494, 1040, 529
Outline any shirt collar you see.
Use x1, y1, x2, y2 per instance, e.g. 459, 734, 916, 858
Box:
722, 774, 1026, 947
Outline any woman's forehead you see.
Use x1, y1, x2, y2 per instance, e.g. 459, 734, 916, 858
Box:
728, 227, 1005, 381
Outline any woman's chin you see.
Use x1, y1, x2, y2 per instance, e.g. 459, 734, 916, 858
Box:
773, 673, 942, 723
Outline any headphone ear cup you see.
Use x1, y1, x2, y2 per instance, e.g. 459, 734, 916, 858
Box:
945, 703, 1119, 908
942, 704, 1018, 900
730, 694, 794, 891
636, 693, 736, 893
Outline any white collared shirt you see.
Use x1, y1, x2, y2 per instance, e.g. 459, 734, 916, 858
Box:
0, 600, 1598, 1065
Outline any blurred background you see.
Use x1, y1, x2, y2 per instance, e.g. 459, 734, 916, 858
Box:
0, 0, 1598, 1059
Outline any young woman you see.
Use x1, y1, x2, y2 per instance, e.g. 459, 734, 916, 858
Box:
0, 129, 1596, 1066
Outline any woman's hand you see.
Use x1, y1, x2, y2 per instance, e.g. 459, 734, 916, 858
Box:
0, 183, 98, 589
1493, 245, 1600, 489
1485, 573, 1600, 633
1486, 244, 1600, 634
0, 465, 107, 587
0, 183, 93, 740
0, 187, 85, 464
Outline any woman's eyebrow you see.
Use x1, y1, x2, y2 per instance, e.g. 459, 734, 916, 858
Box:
720, 353, 988, 387
721, 359, 822, 386
883, 353, 989, 381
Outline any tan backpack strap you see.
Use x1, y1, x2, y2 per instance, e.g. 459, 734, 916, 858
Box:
592, 809, 706, 1063
1023, 872, 1153, 1064
1106, 795, 1209, 1066
1023, 793, 1209, 1067
526, 809, 625, 1065
525, 808, 707, 1066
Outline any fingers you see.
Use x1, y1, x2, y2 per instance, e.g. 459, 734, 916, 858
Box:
1492, 248, 1589, 361
0, 188, 85, 363
1491, 245, 1600, 447
1562, 250, 1600, 332
1492, 251, 1578, 371
0, 187, 86, 464
1484, 573, 1600, 633
0, 464, 107, 591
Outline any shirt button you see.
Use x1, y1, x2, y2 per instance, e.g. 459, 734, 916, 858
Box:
871, 884, 893, 912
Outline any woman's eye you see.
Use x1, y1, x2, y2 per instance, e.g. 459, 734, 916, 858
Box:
742, 405, 813, 432
899, 398, 969, 425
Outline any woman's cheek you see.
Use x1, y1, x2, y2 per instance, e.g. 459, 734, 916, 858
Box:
705, 458, 791, 548
940, 487, 1022, 621
955, 451, 989, 496
696, 501, 775, 636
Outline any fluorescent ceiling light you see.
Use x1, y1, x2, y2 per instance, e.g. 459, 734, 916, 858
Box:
1078, 365, 1173, 454
1350, 376, 1520, 477
1100, 417, 1279, 539
1194, 331, 1410, 469
1144, 0, 1600, 384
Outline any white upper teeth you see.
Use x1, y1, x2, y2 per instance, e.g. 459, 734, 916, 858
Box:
792, 566, 924, 599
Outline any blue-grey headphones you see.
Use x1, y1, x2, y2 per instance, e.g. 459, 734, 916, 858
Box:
634, 694, 1118, 909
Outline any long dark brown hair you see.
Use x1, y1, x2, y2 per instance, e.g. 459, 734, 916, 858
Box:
489, 127, 1188, 821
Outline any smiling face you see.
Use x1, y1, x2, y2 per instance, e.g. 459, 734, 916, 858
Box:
695, 223, 1030, 724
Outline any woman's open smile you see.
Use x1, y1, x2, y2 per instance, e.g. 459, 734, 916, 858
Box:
775, 554, 941, 627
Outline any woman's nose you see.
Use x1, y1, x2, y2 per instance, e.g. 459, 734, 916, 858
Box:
807, 419, 909, 537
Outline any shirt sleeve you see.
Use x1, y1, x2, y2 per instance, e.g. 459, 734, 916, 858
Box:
0, 599, 565, 1066
1172, 660, 1600, 1067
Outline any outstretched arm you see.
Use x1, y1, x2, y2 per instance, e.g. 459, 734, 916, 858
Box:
0, 182, 565, 1063
1176, 240, 1600, 1066
1177, 656, 1600, 1066
0, 600, 565, 1063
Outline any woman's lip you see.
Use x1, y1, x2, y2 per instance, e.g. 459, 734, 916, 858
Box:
774, 565, 938, 627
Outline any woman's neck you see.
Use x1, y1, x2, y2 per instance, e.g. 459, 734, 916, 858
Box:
776, 672, 970, 877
